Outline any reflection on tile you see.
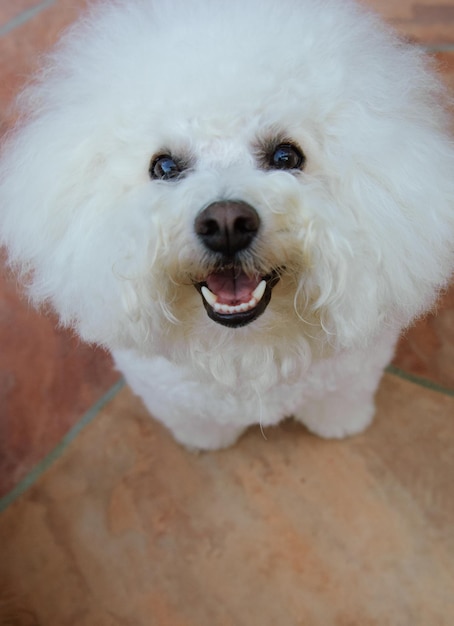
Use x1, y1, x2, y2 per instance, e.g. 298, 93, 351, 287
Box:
0, 374, 453, 625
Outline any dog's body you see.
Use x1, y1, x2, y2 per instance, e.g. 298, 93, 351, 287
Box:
114, 333, 397, 449
1, 0, 453, 449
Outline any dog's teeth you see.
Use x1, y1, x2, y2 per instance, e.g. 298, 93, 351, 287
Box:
252, 280, 266, 303
203, 278, 267, 316
201, 285, 218, 306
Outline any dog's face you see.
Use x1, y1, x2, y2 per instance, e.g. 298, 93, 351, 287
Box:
142, 117, 313, 332
1, 0, 453, 380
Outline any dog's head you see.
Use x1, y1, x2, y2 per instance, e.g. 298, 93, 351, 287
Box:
1, 0, 454, 380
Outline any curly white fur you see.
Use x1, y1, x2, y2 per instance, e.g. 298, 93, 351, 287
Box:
1, 0, 453, 449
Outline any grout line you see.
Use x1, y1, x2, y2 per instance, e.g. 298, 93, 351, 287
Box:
0, 377, 125, 515
0, 0, 56, 37
0, 365, 451, 514
423, 43, 454, 53
386, 364, 454, 398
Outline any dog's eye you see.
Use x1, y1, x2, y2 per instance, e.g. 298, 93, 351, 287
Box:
149, 154, 182, 180
269, 143, 305, 170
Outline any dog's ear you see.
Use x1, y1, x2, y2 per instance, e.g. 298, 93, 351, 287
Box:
368, 123, 453, 319
0, 106, 101, 301
330, 109, 454, 346
302, 55, 454, 349
0, 1, 141, 318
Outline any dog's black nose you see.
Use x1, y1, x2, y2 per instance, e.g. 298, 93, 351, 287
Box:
194, 200, 260, 255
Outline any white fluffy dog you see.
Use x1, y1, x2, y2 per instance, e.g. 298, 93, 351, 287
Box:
1, 0, 454, 450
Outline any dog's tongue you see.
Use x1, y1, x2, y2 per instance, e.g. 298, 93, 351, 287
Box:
206, 269, 261, 305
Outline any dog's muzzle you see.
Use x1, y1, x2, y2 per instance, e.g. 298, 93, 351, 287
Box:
194, 200, 280, 328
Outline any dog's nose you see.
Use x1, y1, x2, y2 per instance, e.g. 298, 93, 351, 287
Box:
194, 200, 260, 255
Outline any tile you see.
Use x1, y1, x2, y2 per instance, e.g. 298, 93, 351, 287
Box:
0, 0, 45, 29
0, 0, 89, 131
434, 50, 454, 92
0, 374, 453, 625
393, 284, 454, 388
0, 268, 119, 497
362, 0, 418, 20
0, 0, 115, 497
364, 0, 454, 44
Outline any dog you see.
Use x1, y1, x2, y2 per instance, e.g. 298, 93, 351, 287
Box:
1, 0, 453, 450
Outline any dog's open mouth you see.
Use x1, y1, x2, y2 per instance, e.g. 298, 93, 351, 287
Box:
195, 267, 280, 328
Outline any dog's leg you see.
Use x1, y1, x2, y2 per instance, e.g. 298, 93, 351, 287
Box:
164, 419, 246, 452
294, 331, 399, 439
294, 383, 377, 439
113, 350, 247, 451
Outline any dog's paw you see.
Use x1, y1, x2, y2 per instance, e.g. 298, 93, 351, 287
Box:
295, 400, 375, 440
168, 420, 246, 452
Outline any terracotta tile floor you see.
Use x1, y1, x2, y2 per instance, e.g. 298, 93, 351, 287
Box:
0, 1, 453, 624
